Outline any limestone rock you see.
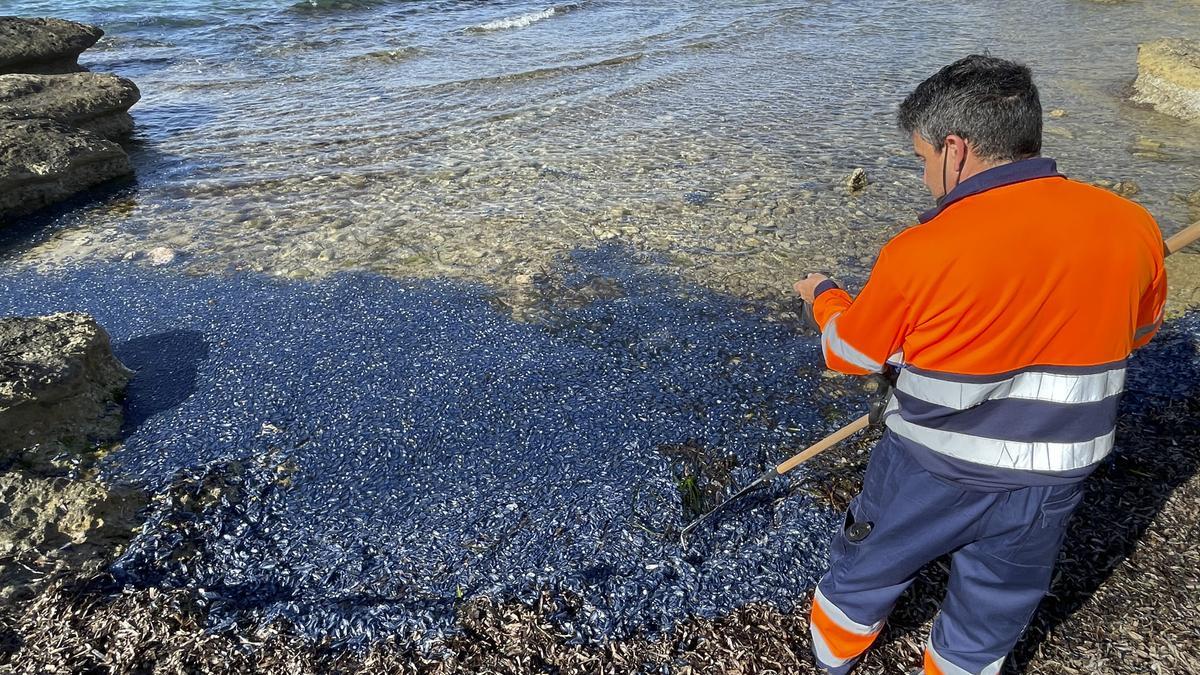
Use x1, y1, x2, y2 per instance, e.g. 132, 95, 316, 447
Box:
148, 246, 176, 266
1186, 188, 1200, 222
1130, 137, 1168, 160
1044, 124, 1075, 140
0, 313, 141, 605
0, 469, 146, 601
1133, 38, 1200, 123
1187, 188, 1200, 208
0, 118, 132, 221
0, 72, 140, 139
845, 168, 868, 193
1091, 178, 1142, 198
0, 17, 103, 75
0, 19, 140, 219
0, 312, 132, 455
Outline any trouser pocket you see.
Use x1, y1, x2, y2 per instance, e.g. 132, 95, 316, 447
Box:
843, 497, 874, 543
1039, 482, 1084, 529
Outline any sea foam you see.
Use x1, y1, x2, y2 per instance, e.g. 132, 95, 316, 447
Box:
469, 5, 575, 33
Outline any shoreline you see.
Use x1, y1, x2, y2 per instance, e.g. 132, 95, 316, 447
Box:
2, 5, 1200, 673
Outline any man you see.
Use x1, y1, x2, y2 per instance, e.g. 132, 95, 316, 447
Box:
793, 55, 1167, 674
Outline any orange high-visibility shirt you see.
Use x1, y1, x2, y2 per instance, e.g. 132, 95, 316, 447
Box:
812, 158, 1166, 486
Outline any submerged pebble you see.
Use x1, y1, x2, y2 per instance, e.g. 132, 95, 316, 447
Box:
844, 168, 868, 194
147, 246, 176, 266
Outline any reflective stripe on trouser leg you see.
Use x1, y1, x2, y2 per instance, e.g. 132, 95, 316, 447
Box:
809, 586, 883, 673
923, 639, 1002, 675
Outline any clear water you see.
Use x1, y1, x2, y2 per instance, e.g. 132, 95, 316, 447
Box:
2, 0, 1199, 299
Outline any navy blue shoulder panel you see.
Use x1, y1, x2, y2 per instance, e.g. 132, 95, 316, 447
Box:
919, 157, 1064, 224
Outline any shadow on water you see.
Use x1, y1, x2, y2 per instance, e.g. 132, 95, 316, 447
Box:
866, 315, 1200, 672
0, 179, 137, 261
127, 102, 223, 144
114, 330, 210, 433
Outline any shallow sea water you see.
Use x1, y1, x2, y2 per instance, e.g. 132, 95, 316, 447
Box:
3, 0, 1200, 652
2, 0, 1200, 297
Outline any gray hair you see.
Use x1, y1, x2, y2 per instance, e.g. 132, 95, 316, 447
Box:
898, 55, 1042, 163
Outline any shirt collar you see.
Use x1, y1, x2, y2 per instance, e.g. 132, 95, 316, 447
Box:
918, 157, 1064, 223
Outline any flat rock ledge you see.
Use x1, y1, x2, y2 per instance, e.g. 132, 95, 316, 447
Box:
0, 16, 138, 222
0, 72, 141, 139
0, 17, 102, 75
0, 467, 147, 603
0, 118, 133, 220
0, 312, 132, 457
1133, 38, 1200, 123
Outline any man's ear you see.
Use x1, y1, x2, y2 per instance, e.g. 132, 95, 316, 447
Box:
945, 134, 968, 170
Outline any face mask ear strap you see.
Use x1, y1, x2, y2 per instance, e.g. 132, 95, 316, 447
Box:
936, 137, 968, 207
938, 144, 950, 206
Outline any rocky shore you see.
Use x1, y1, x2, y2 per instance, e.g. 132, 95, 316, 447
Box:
0, 313, 131, 455
1134, 38, 1200, 123
0, 17, 101, 75
0, 17, 139, 222
0, 313, 144, 609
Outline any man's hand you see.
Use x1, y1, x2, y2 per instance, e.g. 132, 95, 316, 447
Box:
793, 273, 829, 304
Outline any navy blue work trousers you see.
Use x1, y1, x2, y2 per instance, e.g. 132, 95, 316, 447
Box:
813, 431, 1084, 674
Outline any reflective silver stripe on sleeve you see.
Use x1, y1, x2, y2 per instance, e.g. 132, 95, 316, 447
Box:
821, 313, 883, 372
886, 415, 1115, 472
1134, 309, 1164, 341
926, 639, 1003, 675
895, 367, 1126, 411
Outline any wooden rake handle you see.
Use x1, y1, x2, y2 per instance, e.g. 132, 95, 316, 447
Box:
772, 219, 1200, 479
1166, 220, 1200, 256
775, 414, 871, 475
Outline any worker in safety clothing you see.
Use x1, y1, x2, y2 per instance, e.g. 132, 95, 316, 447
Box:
793, 55, 1167, 674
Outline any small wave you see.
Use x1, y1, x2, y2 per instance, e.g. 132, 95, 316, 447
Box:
350, 47, 422, 64
255, 38, 342, 57
87, 56, 178, 72
290, 0, 383, 12
107, 16, 211, 31
444, 52, 643, 88
467, 4, 580, 33
94, 36, 176, 51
